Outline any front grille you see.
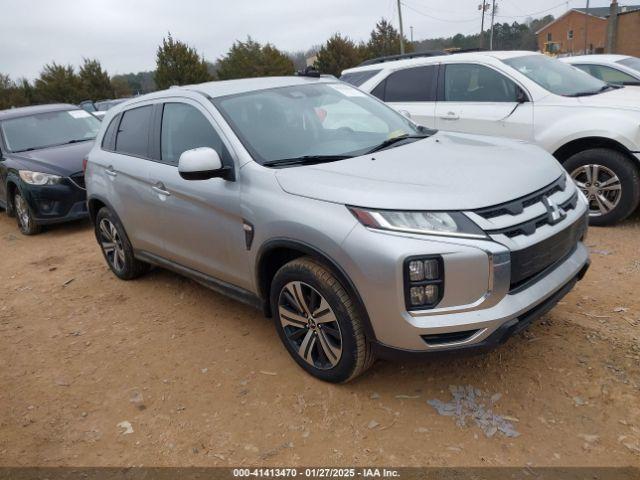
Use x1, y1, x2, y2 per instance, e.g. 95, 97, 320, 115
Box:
69, 172, 86, 190
509, 216, 587, 291
475, 175, 566, 220
490, 192, 578, 238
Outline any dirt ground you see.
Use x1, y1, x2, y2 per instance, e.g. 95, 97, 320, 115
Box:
0, 210, 639, 468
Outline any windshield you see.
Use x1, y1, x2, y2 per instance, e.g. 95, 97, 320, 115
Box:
503, 54, 608, 96
617, 57, 640, 75
213, 83, 423, 165
1, 109, 100, 153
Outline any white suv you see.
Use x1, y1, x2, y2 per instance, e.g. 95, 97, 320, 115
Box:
342, 51, 640, 225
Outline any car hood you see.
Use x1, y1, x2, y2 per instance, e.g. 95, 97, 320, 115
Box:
275, 132, 564, 211
9, 141, 93, 176
577, 86, 640, 111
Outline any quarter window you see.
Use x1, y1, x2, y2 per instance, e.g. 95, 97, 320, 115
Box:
444, 64, 518, 102
161, 103, 225, 166
101, 114, 120, 150
382, 66, 437, 102
115, 105, 152, 157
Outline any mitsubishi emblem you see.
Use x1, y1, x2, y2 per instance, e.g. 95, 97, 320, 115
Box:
542, 196, 566, 225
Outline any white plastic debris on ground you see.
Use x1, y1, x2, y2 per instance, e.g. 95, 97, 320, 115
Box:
427, 385, 520, 438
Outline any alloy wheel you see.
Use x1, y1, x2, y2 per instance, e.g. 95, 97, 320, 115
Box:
278, 281, 343, 370
14, 194, 31, 231
571, 164, 622, 217
98, 218, 126, 272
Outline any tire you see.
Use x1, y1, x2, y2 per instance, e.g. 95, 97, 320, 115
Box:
94, 207, 149, 280
270, 257, 375, 383
14, 191, 41, 235
565, 148, 640, 226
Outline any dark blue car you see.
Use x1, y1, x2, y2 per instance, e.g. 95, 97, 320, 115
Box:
0, 104, 100, 234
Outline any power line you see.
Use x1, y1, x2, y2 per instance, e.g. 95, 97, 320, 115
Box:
400, 1, 479, 23
493, 0, 574, 18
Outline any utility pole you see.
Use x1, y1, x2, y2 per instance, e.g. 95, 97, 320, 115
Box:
397, 0, 405, 54
410, 25, 414, 42
584, 0, 590, 53
489, 0, 497, 50
479, 1, 488, 49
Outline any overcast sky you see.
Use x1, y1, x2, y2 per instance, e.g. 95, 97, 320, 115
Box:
0, 0, 626, 79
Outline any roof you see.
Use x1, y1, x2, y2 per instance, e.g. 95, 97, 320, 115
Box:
575, 4, 640, 18
181, 76, 337, 99
536, 4, 640, 34
342, 50, 537, 74
0, 103, 78, 121
561, 54, 632, 64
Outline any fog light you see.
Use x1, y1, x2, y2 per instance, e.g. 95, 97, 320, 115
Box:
404, 255, 443, 310
409, 286, 425, 305
423, 284, 438, 303
423, 259, 439, 280
408, 260, 425, 281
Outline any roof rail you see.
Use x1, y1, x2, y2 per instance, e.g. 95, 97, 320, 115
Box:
446, 47, 487, 54
358, 51, 448, 66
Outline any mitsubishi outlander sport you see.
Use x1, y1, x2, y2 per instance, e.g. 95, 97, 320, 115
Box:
85, 76, 590, 382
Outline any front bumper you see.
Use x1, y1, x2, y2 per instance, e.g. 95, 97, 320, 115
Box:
339, 200, 590, 353
19, 175, 88, 225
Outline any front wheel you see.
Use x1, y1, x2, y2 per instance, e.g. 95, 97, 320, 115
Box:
14, 191, 41, 235
270, 257, 374, 383
565, 148, 640, 226
95, 207, 150, 280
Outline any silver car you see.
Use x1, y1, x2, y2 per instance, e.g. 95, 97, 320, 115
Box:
85, 75, 590, 382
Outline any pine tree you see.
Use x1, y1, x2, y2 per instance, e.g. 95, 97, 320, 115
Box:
155, 33, 212, 89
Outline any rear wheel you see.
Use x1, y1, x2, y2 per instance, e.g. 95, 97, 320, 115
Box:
95, 207, 149, 280
270, 257, 374, 383
14, 191, 41, 235
565, 148, 640, 226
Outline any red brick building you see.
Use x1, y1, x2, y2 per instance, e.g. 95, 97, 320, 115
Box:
536, 4, 640, 55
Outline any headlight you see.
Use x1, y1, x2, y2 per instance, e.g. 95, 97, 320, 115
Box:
349, 207, 487, 239
19, 171, 62, 186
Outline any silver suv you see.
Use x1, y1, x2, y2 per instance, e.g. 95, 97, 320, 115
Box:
85, 76, 590, 382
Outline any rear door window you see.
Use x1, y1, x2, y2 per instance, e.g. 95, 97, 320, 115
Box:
115, 105, 153, 157
383, 65, 437, 102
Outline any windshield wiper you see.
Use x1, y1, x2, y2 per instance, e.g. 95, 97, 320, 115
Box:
566, 84, 617, 97
263, 155, 353, 167
364, 134, 429, 154
65, 138, 94, 144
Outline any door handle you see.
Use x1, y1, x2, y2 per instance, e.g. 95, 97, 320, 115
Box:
440, 112, 459, 120
105, 165, 117, 177
151, 183, 171, 196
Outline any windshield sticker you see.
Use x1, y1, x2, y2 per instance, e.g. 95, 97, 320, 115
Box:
328, 84, 368, 97
68, 110, 92, 119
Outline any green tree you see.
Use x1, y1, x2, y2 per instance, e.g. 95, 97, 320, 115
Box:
367, 19, 414, 59
34, 63, 82, 103
79, 58, 113, 100
110, 77, 132, 98
155, 33, 212, 89
216, 37, 294, 80
314, 34, 366, 77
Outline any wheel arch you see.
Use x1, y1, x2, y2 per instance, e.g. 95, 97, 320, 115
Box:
255, 239, 377, 342
553, 136, 638, 165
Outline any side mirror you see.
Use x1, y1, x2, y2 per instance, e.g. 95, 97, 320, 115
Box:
516, 87, 529, 103
398, 109, 412, 119
178, 147, 229, 181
